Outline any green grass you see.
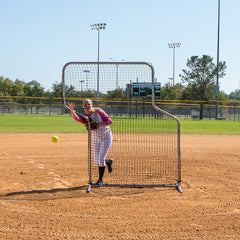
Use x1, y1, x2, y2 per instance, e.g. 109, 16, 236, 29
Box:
180, 119, 240, 135
0, 115, 239, 135
0, 115, 86, 133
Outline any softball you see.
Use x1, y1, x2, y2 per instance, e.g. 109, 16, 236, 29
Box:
52, 136, 59, 143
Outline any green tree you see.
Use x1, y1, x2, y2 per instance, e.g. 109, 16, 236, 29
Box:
161, 83, 184, 100
0, 77, 14, 96
219, 91, 229, 101
51, 82, 94, 99
79, 89, 97, 99
180, 55, 226, 119
23, 80, 45, 97
182, 83, 216, 100
228, 89, 240, 101
52, 82, 64, 98
12, 79, 25, 96
106, 88, 126, 99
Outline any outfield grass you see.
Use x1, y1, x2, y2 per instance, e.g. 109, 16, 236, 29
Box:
0, 115, 239, 135
0, 115, 85, 133
180, 119, 240, 135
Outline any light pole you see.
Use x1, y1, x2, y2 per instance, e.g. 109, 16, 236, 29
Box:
168, 78, 174, 86
90, 23, 106, 98
109, 58, 125, 89
83, 70, 90, 90
215, 0, 220, 120
168, 42, 181, 86
79, 80, 84, 91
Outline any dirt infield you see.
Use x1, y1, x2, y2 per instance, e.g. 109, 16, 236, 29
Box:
0, 133, 239, 239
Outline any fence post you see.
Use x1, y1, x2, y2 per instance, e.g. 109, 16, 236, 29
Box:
143, 100, 145, 118
238, 108, 240, 121
234, 104, 236, 121
129, 99, 132, 118
1, 98, 3, 115
135, 100, 138, 118
49, 96, 52, 116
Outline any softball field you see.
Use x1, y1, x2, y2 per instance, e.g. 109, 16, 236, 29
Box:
0, 133, 239, 239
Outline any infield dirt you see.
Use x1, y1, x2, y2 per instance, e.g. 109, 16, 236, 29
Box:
0, 133, 239, 239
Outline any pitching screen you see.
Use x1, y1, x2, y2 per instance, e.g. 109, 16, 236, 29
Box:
62, 62, 181, 190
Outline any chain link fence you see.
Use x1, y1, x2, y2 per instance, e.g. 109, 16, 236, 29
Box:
1, 96, 239, 121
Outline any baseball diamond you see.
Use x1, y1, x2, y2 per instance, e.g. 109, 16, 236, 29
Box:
0, 133, 239, 239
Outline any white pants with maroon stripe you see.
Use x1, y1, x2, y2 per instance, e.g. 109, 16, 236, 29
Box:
93, 127, 112, 167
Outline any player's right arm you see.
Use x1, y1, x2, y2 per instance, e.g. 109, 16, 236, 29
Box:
68, 102, 89, 124
68, 102, 78, 120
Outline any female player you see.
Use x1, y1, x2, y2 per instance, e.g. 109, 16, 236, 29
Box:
68, 99, 113, 185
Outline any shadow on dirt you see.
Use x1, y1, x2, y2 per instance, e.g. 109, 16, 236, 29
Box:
0, 185, 89, 201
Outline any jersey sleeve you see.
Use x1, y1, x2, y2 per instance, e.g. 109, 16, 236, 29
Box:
74, 112, 85, 125
96, 108, 113, 126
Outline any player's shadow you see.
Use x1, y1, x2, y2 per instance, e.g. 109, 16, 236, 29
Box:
0, 185, 150, 200
0, 185, 89, 200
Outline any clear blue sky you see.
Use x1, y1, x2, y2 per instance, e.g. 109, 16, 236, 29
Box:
0, 0, 239, 94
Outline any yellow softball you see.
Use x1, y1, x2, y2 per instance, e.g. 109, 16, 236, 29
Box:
52, 136, 59, 143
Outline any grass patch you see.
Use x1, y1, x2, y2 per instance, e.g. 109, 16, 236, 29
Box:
180, 119, 240, 135
0, 115, 86, 133
0, 115, 239, 135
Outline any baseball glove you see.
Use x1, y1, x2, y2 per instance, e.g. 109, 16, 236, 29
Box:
87, 116, 99, 131
77, 114, 99, 131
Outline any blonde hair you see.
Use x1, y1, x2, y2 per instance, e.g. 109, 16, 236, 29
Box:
83, 99, 92, 105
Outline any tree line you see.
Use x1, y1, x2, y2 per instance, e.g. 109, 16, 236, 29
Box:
1, 55, 240, 103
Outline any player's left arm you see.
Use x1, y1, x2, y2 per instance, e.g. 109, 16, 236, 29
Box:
96, 108, 112, 126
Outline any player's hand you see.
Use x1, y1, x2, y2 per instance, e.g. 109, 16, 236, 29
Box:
68, 102, 75, 110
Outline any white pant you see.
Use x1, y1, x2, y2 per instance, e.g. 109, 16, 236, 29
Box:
93, 130, 113, 167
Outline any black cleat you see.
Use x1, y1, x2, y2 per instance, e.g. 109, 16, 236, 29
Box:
95, 179, 103, 186
105, 159, 113, 173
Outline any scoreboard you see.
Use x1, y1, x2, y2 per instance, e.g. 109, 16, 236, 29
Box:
131, 82, 161, 98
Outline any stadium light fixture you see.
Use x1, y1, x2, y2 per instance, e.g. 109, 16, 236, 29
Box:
168, 42, 181, 86
90, 23, 107, 98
